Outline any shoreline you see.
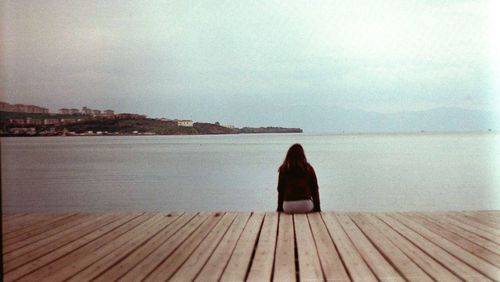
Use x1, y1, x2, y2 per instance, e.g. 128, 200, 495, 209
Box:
0, 129, 497, 138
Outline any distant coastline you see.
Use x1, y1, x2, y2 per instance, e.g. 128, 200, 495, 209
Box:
0, 111, 302, 137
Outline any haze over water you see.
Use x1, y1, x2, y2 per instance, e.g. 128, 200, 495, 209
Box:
2, 133, 499, 213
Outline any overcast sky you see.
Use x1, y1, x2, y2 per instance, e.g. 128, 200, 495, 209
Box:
1, 0, 499, 128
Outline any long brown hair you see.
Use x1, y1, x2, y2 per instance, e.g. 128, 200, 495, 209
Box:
279, 143, 308, 173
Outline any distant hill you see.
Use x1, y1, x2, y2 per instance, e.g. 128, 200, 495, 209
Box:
238, 127, 303, 134
63, 120, 303, 135
62, 119, 239, 135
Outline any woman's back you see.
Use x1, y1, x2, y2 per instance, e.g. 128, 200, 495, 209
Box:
277, 144, 321, 213
279, 165, 313, 201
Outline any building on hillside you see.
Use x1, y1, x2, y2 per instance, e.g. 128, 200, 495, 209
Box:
103, 109, 114, 117
25, 117, 43, 125
9, 127, 36, 135
8, 119, 25, 125
0, 102, 14, 112
177, 120, 194, 127
92, 109, 101, 116
60, 118, 77, 124
43, 119, 60, 125
34, 106, 48, 113
82, 107, 93, 115
1, 102, 48, 113
13, 104, 29, 112
69, 108, 80, 114
25, 105, 47, 113
59, 108, 70, 114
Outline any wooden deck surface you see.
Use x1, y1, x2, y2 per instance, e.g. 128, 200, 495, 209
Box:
2, 211, 500, 281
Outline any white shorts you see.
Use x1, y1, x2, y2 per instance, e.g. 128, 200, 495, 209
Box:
283, 199, 314, 214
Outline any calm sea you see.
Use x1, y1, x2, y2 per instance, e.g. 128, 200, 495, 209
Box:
2, 133, 499, 213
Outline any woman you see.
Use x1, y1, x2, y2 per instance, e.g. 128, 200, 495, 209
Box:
277, 144, 321, 213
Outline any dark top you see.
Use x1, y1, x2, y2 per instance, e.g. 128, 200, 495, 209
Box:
277, 164, 321, 212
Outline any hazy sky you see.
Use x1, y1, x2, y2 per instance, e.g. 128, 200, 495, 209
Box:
1, 0, 499, 128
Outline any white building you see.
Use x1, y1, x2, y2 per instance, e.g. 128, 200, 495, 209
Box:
177, 120, 194, 127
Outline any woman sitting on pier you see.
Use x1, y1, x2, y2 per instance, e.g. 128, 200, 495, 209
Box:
277, 144, 321, 213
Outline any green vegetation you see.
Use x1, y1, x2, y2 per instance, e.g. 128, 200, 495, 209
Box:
63, 119, 238, 135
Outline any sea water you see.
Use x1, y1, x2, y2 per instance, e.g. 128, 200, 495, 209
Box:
2, 133, 499, 212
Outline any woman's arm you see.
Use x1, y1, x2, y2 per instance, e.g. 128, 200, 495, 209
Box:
277, 172, 285, 212
309, 166, 321, 212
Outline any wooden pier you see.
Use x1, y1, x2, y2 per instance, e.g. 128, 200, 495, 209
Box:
2, 211, 500, 281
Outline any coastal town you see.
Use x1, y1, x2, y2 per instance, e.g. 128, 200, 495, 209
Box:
0, 101, 302, 136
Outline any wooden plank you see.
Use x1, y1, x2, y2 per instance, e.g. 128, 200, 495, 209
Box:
337, 213, 404, 282
246, 212, 278, 282
3, 214, 77, 241
363, 214, 460, 282
3, 214, 117, 272
195, 213, 251, 282
321, 212, 377, 282
470, 211, 500, 223
115, 213, 210, 281
3, 214, 93, 254
95, 213, 197, 281
45, 213, 167, 281
447, 213, 500, 237
143, 213, 225, 281
2, 214, 62, 233
220, 213, 264, 282
2, 214, 29, 224
478, 211, 500, 217
307, 212, 350, 281
462, 212, 500, 229
378, 213, 492, 281
392, 213, 500, 280
3, 213, 85, 246
439, 214, 500, 245
67, 213, 181, 281
419, 213, 500, 256
294, 214, 323, 281
4, 214, 140, 282
3, 213, 26, 219
169, 213, 238, 281
1, 214, 34, 231
13, 213, 148, 282
350, 213, 433, 282
412, 213, 500, 267
272, 213, 296, 282
3, 214, 104, 257
2, 214, 75, 236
